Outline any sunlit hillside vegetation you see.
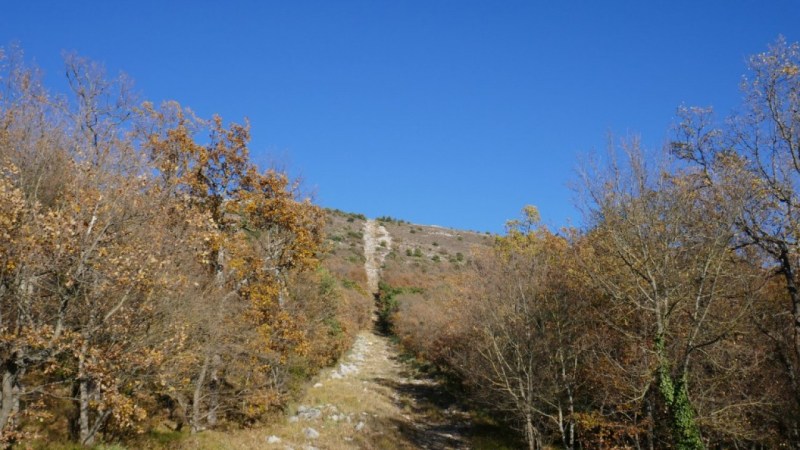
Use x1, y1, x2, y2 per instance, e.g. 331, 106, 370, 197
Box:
0, 47, 371, 447
5, 37, 800, 450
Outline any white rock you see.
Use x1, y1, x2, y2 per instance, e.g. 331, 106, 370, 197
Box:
303, 427, 320, 439
355, 421, 365, 432
288, 415, 299, 423
313, 382, 323, 388
267, 435, 282, 443
338, 363, 359, 375
299, 408, 322, 421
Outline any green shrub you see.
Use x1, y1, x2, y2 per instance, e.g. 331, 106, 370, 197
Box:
341, 278, 359, 289
376, 282, 422, 334
376, 282, 403, 334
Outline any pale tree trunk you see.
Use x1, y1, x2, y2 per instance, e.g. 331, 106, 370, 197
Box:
76, 343, 112, 445
557, 397, 575, 450
557, 347, 576, 450
525, 412, 542, 450
207, 354, 221, 427
191, 354, 210, 434
76, 341, 89, 444
0, 364, 20, 434
82, 409, 110, 446
79, 377, 89, 444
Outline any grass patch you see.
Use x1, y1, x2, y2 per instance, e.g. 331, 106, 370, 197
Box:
347, 230, 363, 239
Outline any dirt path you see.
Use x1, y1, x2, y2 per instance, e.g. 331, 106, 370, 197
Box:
198, 220, 474, 449
253, 329, 473, 449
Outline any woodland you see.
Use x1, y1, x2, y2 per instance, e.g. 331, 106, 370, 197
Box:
383, 38, 800, 450
0, 47, 372, 447
3, 38, 800, 449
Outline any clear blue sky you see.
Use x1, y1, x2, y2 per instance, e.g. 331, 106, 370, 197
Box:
2, 1, 799, 233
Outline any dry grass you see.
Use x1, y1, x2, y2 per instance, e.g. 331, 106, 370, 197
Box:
379, 221, 491, 291
175, 331, 448, 450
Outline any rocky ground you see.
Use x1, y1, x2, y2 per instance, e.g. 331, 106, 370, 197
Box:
254, 329, 472, 450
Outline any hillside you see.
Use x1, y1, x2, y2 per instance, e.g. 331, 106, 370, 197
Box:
321, 212, 492, 286
182, 214, 516, 450
377, 219, 493, 288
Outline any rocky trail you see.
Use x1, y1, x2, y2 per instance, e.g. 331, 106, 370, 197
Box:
362, 219, 391, 294
214, 219, 476, 449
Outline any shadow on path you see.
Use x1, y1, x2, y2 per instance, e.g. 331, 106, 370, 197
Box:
371, 355, 470, 450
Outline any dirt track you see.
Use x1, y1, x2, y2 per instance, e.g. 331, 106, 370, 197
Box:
193, 220, 474, 449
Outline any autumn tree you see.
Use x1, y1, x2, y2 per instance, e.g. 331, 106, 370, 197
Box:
0, 48, 166, 445
139, 98, 325, 432
578, 141, 767, 448
0, 47, 333, 446
671, 36, 800, 442
453, 206, 588, 449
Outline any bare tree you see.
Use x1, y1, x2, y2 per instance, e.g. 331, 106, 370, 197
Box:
579, 141, 759, 448
459, 207, 587, 450
672, 37, 800, 444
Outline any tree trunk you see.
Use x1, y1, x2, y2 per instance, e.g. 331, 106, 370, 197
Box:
775, 247, 800, 442
0, 365, 19, 434
77, 341, 93, 445
82, 409, 111, 446
778, 247, 800, 371
657, 367, 704, 448
171, 393, 189, 432
208, 354, 221, 428
191, 354, 210, 434
655, 333, 704, 449
646, 398, 655, 450
566, 385, 575, 449
525, 413, 541, 450
79, 377, 90, 445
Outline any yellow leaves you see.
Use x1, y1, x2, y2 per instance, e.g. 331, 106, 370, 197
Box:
0, 56, 336, 439
782, 63, 800, 77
